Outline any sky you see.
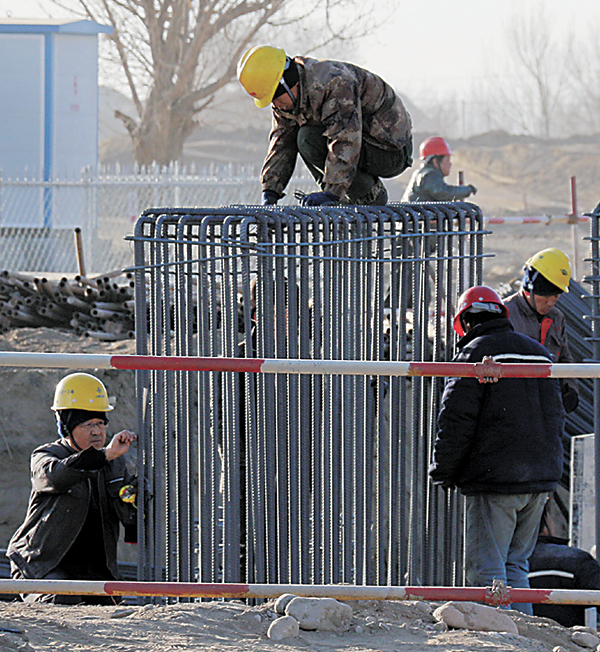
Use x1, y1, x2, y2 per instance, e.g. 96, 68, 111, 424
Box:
2, 0, 600, 103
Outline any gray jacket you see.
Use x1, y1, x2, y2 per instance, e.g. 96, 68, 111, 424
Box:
7, 438, 136, 580
504, 290, 579, 413
402, 160, 474, 202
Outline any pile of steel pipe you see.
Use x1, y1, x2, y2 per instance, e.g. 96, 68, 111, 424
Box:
0, 270, 135, 340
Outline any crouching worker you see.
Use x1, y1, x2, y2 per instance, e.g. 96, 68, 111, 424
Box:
6, 373, 138, 605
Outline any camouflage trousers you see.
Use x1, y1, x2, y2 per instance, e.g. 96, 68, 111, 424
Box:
296, 125, 412, 201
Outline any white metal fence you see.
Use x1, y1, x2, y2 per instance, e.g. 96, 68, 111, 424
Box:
0, 165, 314, 275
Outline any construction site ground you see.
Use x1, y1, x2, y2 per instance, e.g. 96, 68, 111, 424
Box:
0, 203, 595, 651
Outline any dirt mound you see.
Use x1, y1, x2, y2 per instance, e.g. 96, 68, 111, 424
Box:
0, 598, 590, 652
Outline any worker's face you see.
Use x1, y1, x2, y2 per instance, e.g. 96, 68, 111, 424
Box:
528, 292, 561, 315
439, 155, 452, 176
70, 418, 107, 451
271, 83, 298, 111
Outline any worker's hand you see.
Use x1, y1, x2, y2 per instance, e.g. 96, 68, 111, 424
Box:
467, 184, 477, 195
105, 430, 137, 461
262, 190, 280, 206
300, 191, 339, 207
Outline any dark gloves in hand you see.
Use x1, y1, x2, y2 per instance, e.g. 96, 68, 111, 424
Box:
300, 191, 339, 207
467, 184, 477, 195
262, 190, 280, 206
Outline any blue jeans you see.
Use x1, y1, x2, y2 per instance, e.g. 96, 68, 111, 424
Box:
465, 492, 549, 615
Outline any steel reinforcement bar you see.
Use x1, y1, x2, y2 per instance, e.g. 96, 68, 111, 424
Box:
1, 579, 600, 607
0, 351, 597, 379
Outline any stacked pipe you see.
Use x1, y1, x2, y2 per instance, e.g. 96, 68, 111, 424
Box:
0, 270, 135, 340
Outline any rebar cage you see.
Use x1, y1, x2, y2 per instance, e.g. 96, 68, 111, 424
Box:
132, 202, 487, 593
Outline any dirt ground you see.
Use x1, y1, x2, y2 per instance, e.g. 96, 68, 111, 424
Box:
0, 597, 595, 652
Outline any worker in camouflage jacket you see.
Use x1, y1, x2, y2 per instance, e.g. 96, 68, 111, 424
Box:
237, 45, 413, 207
402, 136, 477, 202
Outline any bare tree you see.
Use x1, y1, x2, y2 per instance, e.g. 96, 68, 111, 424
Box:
51, 0, 381, 166
499, 7, 571, 139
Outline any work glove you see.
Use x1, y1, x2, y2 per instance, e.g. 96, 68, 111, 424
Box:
467, 184, 477, 195
262, 190, 280, 206
299, 191, 339, 207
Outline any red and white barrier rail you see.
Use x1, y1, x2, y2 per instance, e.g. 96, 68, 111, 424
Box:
0, 352, 598, 380
1, 579, 600, 606
485, 215, 589, 225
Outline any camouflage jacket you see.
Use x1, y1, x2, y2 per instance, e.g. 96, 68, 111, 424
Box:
261, 56, 412, 199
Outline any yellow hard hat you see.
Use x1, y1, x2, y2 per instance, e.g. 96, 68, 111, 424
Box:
237, 45, 286, 108
525, 248, 571, 293
52, 372, 114, 411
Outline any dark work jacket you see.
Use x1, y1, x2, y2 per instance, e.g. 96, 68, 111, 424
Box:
504, 290, 579, 413
402, 160, 474, 202
529, 536, 600, 626
429, 318, 565, 494
7, 439, 137, 580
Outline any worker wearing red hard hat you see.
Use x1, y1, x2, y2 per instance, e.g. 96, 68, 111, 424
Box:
430, 285, 565, 615
402, 136, 477, 202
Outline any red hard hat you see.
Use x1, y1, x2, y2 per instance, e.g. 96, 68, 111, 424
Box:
453, 286, 509, 336
419, 136, 451, 159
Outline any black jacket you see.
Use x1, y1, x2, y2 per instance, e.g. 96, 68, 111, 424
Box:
402, 160, 474, 202
429, 318, 565, 494
7, 438, 137, 580
529, 536, 600, 626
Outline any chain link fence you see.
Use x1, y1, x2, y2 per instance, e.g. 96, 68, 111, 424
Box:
0, 165, 314, 275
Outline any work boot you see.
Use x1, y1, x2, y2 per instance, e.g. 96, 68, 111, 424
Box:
348, 178, 388, 206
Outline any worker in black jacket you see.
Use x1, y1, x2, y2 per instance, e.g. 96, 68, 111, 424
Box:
430, 286, 565, 615
7, 373, 138, 605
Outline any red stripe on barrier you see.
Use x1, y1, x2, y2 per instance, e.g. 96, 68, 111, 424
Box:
110, 355, 265, 373
408, 362, 552, 379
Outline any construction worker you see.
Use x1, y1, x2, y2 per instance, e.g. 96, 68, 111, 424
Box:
237, 45, 413, 207
430, 286, 565, 614
402, 136, 477, 202
7, 373, 138, 605
504, 248, 578, 413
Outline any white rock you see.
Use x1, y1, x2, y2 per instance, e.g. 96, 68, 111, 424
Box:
110, 608, 136, 619
274, 593, 298, 615
553, 646, 569, 652
267, 616, 300, 640
432, 620, 448, 632
354, 625, 364, 634
285, 597, 353, 632
433, 601, 518, 635
572, 630, 600, 648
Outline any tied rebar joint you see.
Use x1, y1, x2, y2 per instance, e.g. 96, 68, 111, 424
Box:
484, 579, 512, 607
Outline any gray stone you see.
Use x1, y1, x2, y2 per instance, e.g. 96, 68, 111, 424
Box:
285, 597, 353, 632
433, 601, 518, 635
267, 616, 300, 640
572, 630, 600, 648
553, 646, 569, 652
110, 608, 136, 619
274, 593, 298, 615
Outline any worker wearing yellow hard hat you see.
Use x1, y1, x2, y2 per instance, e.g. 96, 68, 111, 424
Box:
237, 45, 413, 207
504, 248, 578, 413
7, 372, 140, 604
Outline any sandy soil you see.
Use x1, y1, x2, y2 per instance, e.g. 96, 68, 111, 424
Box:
0, 597, 593, 652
